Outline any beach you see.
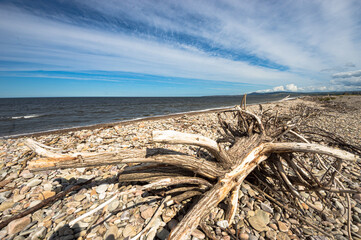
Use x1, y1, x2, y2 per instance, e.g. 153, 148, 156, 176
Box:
0, 95, 361, 239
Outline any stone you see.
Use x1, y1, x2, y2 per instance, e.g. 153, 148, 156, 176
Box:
157, 227, 170, 240
334, 200, 345, 213
13, 193, 25, 202
353, 206, 361, 214
120, 210, 130, 221
0, 191, 11, 202
27, 179, 42, 187
240, 233, 250, 240
20, 170, 34, 179
277, 232, 290, 240
260, 203, 273, 214
249, 234, 258, 240
266, 229, 277, 240
191, 229, 205, 239
99, 192, 106, 200
0, 229, 7, 239
162, 208, 177, 223
351, 224, 359, 233
269, 223, 278, 231
108, 200, 119, 212
248, 209, 269, 232
95, 184, 109, 194
30, 227, 47, 240
278, 221, 289, 232
105, 225, 119, 240
274, 212, 281, 221
43, 183, 52, 191
217, 220, 229, 229
0, 201, 14, 211
38, 191, 56, 200
354, 193, 361, 201
221, 236, 231, 240
167, 219, 179, 230
123, 225, 137, 238
29, 200, 42, 208
7, 216, 31, 235
74, 194, 86, 202
141, 206, 156, 219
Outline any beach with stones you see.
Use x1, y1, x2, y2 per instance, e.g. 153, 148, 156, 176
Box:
0, 95, 361, 240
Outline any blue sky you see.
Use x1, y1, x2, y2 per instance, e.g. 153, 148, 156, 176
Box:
0, 0, 361, 97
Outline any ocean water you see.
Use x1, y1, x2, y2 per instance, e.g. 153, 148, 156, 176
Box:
0, 93, 297, 138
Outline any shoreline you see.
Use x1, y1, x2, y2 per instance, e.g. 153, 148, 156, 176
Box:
2, 96, 298, 139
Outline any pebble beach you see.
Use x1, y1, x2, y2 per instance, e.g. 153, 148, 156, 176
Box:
1, 95, 361, 240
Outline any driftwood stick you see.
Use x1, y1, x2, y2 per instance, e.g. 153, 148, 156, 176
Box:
241, 94, 247, 110
131, 196, 171, 240
25, 139, 64, 158
236, 107, 265, 133
153, 130, 233, 168
225, 184, 240, 225
263, 142, 361, 162
200, 220, 218, 240
28, 151, 224, 179
69, 193, 118, 227
336, 178, 353, 240
275, 159, 323, 212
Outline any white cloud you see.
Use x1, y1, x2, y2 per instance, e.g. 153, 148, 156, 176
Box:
273, 86, 285, 91
286, 84, 298, 91
0, 5, 305, 86
1, 0, 361, 92
332, 69, 361, 78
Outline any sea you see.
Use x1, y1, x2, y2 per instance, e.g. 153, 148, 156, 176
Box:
0, 93, 300, 138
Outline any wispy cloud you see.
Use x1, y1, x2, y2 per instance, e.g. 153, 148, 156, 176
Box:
0, 0, 361, 96
333, 69, 361, 78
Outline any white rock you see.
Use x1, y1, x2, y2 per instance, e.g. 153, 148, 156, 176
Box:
27, 179, 42, 187
95, 184, 109, 194
216, 220, 229, 229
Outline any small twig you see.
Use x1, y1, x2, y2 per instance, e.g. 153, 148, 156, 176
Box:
131, 196, 171, 240
336, 178, 353, 240
200, 220, 218, 240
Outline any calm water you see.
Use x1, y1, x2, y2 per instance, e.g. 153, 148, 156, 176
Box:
0, 93, 297, 137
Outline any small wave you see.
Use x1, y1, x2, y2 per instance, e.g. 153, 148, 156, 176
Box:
11, 114, 43, 120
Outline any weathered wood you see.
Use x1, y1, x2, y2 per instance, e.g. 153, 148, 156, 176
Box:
28, 148, 224, 179
168, 146, 269, 240
225, 184, 240, 225
153, 130, 233, 168
263, 142, 361, 162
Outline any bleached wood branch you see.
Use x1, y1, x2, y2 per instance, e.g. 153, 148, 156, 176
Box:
153, 130, 233, 168
225, 185, 240, 225
27, 145, 224, 179
131, 196, 171, 240
263, 142, 360, 162
25, 139, 64, 158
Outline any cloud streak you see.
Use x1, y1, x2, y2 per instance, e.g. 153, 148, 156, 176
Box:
0, 0, 361, 96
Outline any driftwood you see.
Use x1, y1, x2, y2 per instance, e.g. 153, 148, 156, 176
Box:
10, 95, 361, 239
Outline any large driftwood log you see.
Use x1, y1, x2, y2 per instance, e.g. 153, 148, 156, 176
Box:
16, 97, 361, 240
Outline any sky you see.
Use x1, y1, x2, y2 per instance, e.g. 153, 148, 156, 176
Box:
0, 0, 361, 97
